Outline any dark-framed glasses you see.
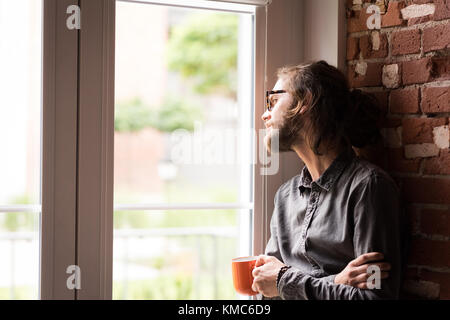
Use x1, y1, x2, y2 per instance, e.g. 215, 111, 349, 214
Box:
265, 90, 286, 112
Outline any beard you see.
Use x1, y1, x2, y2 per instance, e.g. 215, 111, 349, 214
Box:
264, 117, 300, 154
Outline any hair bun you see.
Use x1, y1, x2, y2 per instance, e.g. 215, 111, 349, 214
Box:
345, 89, 382, 148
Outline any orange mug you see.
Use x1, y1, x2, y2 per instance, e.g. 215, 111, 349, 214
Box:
231, 256, 258, 296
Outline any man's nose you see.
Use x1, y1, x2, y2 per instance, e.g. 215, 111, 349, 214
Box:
261, 110, 271, 122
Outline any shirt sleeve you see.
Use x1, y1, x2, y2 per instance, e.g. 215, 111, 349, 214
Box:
277, 173, 405, 300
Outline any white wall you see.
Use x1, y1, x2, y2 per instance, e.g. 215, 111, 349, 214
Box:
260, 0, 347, 249
303, 0, 347, 71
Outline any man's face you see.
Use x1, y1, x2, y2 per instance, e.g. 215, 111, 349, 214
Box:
261, 78, 297, 152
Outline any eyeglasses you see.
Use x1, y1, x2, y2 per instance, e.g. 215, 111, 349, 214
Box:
265, 90, 286, 112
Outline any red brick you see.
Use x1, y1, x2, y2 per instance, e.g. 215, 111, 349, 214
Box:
360, 32, 388, 59
347, 8, 373, 33
348, 62, 383, 87
402, 177, 450, 204
387, 147, 422, 172
432, 56, 450, 81
407, 15, 433, 25
420, 270, 450, 299
423, 24, 450, 52
390, 88, 420, 114
433, 0, 450, 21
347, 36, 360, 60
402, 57, 433, 85
409, 237, 450, 267
402, 118, 446, 144
392, 29, 421, 55
346, 0, 353, 10
423, 149, 450, 174
421, 87, 450, 113
421, 208, 450, 236
402, 279, 441, 299
382, 1, 406, 27
405, 204, 421, 234
407, 0, 433, 4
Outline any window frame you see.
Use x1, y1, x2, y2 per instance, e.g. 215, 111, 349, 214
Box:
77, 0, 269, 299
40, 0, 79, 299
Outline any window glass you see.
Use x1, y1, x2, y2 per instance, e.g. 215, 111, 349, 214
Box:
0, 0, 42, 300
114, 1, 254, 299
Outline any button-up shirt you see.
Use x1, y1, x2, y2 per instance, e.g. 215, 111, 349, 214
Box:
263, 146, 407, 299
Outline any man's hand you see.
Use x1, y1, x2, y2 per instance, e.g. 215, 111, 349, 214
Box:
334, 252, 391, 289
251, 255, 286, 297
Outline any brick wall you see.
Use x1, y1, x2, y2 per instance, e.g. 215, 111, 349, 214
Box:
346, 0, 450, 299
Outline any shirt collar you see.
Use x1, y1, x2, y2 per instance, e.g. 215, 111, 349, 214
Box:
298, 146, 356, 195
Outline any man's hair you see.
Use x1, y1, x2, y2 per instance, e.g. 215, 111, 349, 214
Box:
277, 60, 382, 155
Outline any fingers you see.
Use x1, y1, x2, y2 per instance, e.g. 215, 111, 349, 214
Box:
252, 255, 268, 278
350, 252, 384, 267
351, 271, 389, 286
355, 272, 389, 289
354, 262, 391, 274
255, 254, 269, 267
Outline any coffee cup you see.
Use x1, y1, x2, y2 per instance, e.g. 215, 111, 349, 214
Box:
231, 256, 258, 296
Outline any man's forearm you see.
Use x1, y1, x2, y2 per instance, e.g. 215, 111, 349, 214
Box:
278, 268, 397, 300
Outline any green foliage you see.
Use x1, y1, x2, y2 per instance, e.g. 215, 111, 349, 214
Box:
114, 97, 203, 133
0, 285, 36, 300
114, 98, 154, 133
167, 13, 238, 97
151, 96, 203, 133
0, 194, 37, 232
114, 210, 236, 230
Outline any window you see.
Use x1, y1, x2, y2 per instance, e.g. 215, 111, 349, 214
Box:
113, 0, 255, 299
0, 0, 43, 300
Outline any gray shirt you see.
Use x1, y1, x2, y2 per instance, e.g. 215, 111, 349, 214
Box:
263, 146, 407, 300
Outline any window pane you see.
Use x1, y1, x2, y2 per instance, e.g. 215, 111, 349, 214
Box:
114, 1, 254, 300
114, 1, 254, 205
113, 210, 250, 299
0, 212, 39, 299
0, 0, 42, 300
0, 0, 42, 205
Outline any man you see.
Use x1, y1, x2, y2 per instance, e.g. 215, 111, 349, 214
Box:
251, 61, 407, 299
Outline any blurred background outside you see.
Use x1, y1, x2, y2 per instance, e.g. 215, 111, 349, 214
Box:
0, 0, 42, 299
113, 1, 254, 300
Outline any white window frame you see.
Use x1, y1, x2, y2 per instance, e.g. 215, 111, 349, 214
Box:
76, 0, 268, 299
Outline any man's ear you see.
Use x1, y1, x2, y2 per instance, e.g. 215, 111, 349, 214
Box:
299, 105, 308, 114
299, 91, 312, 114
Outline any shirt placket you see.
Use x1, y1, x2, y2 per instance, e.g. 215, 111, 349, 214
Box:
299, 183, 321, 270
